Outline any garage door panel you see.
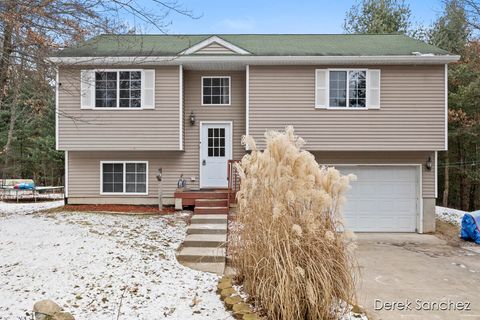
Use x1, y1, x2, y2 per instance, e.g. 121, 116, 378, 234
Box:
397, 217, 417, 228
396, 200, 416, 212
354, 216, 391, 231
338, 166, 418, 232
376, 183, 397, 198
396, 182, 417, 197
349, 169, 371, 181
395, 168, 416, 181
352, 216, 414, 232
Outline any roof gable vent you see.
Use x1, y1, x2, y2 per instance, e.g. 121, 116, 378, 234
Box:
180, 36, 250, 55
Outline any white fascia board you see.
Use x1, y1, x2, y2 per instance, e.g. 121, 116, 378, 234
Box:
49, 54, 461, 66
180, 36, 251, 55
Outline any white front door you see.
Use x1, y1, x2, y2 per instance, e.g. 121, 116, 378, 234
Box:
200, 122, 232, 188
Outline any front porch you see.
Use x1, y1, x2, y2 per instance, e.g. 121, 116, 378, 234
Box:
174, 189, 233, 214
174, 159, 240, 214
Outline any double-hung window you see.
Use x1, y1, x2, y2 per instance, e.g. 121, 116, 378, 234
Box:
202, 76, 230, 105
95, 71, 142, 108
81, 69, 155, 109
329, 70, 366, 108
315, 69, 380, 109
101, 161, 148, 195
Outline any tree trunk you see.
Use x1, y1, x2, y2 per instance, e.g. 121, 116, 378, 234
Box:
0, 0, 16, 109
3, 101, 17, 178
442, 152, 449, 207
459, 140, 470, 211
476, 183, 480, 210
470, 183, 477, 211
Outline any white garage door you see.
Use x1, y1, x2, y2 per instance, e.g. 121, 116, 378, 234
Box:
337, 166, 419, 232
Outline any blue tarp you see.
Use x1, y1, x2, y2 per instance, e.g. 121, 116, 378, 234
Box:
14, 182, 35, 190
461, 211, 480, 244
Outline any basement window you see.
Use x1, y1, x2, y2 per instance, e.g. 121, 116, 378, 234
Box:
101, 161, 148, 195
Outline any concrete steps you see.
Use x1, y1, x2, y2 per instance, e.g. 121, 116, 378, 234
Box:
191, 214, 227, 224
187, 223, 227, 234
183, 234, 227, 247
177, 213, 228, 275
177, 247, 226, 263
181, 262, 225, 274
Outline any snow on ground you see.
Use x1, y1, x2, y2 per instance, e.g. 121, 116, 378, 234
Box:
0, 201, 367, 320
436, 206, 469, 226
0, 208, 233, 320
0, 200, 64, 216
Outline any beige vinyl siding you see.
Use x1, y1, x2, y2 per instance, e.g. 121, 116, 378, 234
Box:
68, 150, 435, 202
249, 65, 446, 151
58, 66, 180, 151
181, 70, 246, 189
67, 70, 246, 201
68, 151, 186, 199
194, 42, 236, 54
312, 151, 436, 198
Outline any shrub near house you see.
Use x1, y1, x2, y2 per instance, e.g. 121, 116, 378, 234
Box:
231, 127, 357, 320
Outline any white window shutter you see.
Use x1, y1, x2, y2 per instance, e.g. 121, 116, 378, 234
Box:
80, 70, 95, 109
367, 69, 381, 109
142, 70, 155, 109
315, 69, 329, 108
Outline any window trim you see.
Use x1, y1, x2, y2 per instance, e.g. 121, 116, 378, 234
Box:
201, 76, 232, 106
316, 68, 369, 110
100, 160, 148, 195
93, 69, 144, 110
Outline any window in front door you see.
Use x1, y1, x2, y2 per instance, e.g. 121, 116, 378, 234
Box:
208, 128, 225, 157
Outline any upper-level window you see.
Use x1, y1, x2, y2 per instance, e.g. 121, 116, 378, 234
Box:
329, 70, 366, 108
95, 71, 142, 108
202, 76, 230, 105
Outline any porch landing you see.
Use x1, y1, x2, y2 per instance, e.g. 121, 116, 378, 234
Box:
174, 189, 232, 215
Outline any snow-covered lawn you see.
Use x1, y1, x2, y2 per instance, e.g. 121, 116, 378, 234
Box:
0, 200, 64, 216
0, 203, 232, 320
436, 205, 468, 226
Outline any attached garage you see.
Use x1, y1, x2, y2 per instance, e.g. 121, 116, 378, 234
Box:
336, 166, 420, 232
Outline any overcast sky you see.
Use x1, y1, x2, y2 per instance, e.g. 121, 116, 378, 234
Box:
150, 0, 446, 34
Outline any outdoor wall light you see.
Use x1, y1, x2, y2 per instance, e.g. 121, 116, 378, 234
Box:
190, 111, 196, 125
426, 156, 433, 171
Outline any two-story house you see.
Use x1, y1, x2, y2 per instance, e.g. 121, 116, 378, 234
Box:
51, 34, 459, 233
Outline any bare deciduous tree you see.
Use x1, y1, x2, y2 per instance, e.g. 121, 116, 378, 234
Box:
0, 0, 195, 183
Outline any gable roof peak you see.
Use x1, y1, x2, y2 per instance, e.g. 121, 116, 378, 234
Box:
180, 35, 251, 55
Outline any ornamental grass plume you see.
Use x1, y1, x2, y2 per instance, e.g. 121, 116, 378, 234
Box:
230, 126, 357, 320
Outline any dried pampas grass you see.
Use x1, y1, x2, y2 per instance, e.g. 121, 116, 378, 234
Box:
230, 126, 357, 320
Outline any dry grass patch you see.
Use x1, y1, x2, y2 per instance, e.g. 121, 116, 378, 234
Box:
230, 127, 358, 320
435, 218, 464, 247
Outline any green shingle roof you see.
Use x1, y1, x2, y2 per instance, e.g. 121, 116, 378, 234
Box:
53, 34, 450, 57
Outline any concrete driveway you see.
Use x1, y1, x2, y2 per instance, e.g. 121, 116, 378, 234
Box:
356, 233, 480, 320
